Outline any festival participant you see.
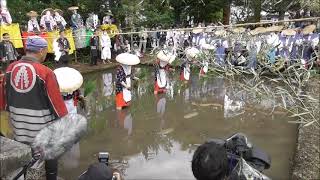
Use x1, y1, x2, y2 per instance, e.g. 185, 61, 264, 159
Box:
3, 36, 68, 180
0, 0, 12, 25
263, 27, 280, 64
102, 10, 114, 25
301, 24, 318, 68
56, 30, 71, 65
139, 27, 148, 55
101, 29, 112, 64
214, 29, 228, 66
90, 30, 100, 66
154, 50, 176, 94
69, 6, 84, 30
200, 44, 214, 76
53, 9, 67, 31
181, 47, 200, 82
0, 33, 19, 71
54, 67, 83, 114
277, 27, 295, 63
40, 8, 56, 32
115, 53, 140, 110
27, 11, 41, 32
86, 12, 100, 31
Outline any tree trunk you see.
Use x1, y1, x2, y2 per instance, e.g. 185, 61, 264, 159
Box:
278, 10, 285, 20
253, 0, 262, 22
223, 0, 231, 25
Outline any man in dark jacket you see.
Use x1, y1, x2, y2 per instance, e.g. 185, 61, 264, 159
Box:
2, 36, 68, 180
90, 30, 100, 65
0, 33, 19, 71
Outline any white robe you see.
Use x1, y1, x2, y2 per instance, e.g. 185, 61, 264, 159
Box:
0, 8, 12, 25
40, 15, 56, 31
122, 65, 132, 102
101, 33, 112, 60
27, 19, 40, 32
157, 61, 169, 88
54, 15, 67, 28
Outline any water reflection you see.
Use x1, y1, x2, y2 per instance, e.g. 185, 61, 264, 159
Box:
60, 68, 297, 180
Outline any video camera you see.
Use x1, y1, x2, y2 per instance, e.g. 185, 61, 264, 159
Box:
207, 133, 271, 180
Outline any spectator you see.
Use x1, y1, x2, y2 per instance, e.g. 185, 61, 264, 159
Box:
90, 30, 100, 66
56, 30, 71, 65
139, 26, 148, 55
101, 29, 112, 64
0, 33, 19, 71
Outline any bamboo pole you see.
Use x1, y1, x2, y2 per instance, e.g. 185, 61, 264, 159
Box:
6, 17, 320, 41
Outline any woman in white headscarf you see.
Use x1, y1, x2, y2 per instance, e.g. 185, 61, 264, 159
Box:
115, 53, 140, 110
40, 9, 56, 32
154, 50, 175, 94
27, 11, 41, 32
53, 9, 67, 31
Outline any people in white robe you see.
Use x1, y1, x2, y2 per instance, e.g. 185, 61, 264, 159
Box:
54, 9, 67, 31
139, 27, 148, 54
101, 30, 112, 64
40, 9, 55, 32
27, 11, 41, 32
0, 0, 12, 25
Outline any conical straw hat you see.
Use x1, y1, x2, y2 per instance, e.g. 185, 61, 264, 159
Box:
265, 25, 283, 32
68, 6, 79, 11
282, 29, 296, 36
27, 11, 39, 17
53, 67, 83, 93
157, 50, 176, 64
193, 28, 204, 34
232, 27, 246, 33
215, 29, 226, 37
116, 53, 140, 65
185, 47, 200, 60
41, 8, 54, 16
250, 27, 266, 35
302, 24, 316, 35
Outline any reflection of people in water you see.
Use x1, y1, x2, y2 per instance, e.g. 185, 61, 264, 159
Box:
116, 109, 133, 136
156, 95, 167, 130
103, 73, 113, 97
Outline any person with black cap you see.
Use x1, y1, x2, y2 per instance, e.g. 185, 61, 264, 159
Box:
78, 163, 122, 180
2, 36, 68, 180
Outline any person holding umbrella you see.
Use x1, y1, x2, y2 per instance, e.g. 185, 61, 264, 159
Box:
115, 53, 140, 110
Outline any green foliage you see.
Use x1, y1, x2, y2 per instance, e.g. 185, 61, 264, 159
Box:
83, 79, 96, 97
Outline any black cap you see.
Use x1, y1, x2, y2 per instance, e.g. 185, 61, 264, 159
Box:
78, 163, 113, 180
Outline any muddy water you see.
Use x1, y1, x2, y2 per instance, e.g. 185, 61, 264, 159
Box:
60, 67, 297, 180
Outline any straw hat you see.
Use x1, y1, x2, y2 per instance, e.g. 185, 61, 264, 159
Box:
302, 24, 316, 35
192, 28, 204, 34
157, 50, 176, 64
232, 27, 246, 33
53, 67, 83, 93
68, 6, 79, 11
215, 29, 226, 37
250, 27, 266, 35
27, 11, 39, 17
116, 53, 140, 66
282, 29, 296, 36
265, 25, 283, 32
205, 27, 214, 33
54, 9, 63, 15
185, 47, 200, 60
41, 8, 54, 16
202, 44, 215, 50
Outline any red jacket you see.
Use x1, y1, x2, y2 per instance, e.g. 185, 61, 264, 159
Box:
3, 56, 67, 143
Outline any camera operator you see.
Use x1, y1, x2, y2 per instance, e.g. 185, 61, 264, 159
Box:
192, 133, 271, 180
78, 152, 122, 180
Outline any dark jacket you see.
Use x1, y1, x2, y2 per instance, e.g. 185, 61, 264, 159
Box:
0, 41, 19, 61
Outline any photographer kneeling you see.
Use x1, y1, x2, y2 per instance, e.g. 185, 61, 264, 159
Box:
192, 133, 271, 180
78, 152, 122, 180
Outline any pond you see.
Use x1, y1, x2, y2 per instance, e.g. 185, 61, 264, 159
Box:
59, 67, 297, 180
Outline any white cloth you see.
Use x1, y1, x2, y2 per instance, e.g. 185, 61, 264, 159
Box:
124, 113, 133, 135
122, 65, 132, 102
183, 63, 190, 81
101, 33, 112, 60
203, 61, 209, 73
157, 97, 166, 115
64, 99, 77, 114
53, 39, 62, 61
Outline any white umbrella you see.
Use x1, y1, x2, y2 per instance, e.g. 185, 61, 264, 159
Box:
54, 67, 83, 93
116, 53, 140, 65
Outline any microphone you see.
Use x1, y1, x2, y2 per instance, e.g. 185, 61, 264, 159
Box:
32, 114, 88, 160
